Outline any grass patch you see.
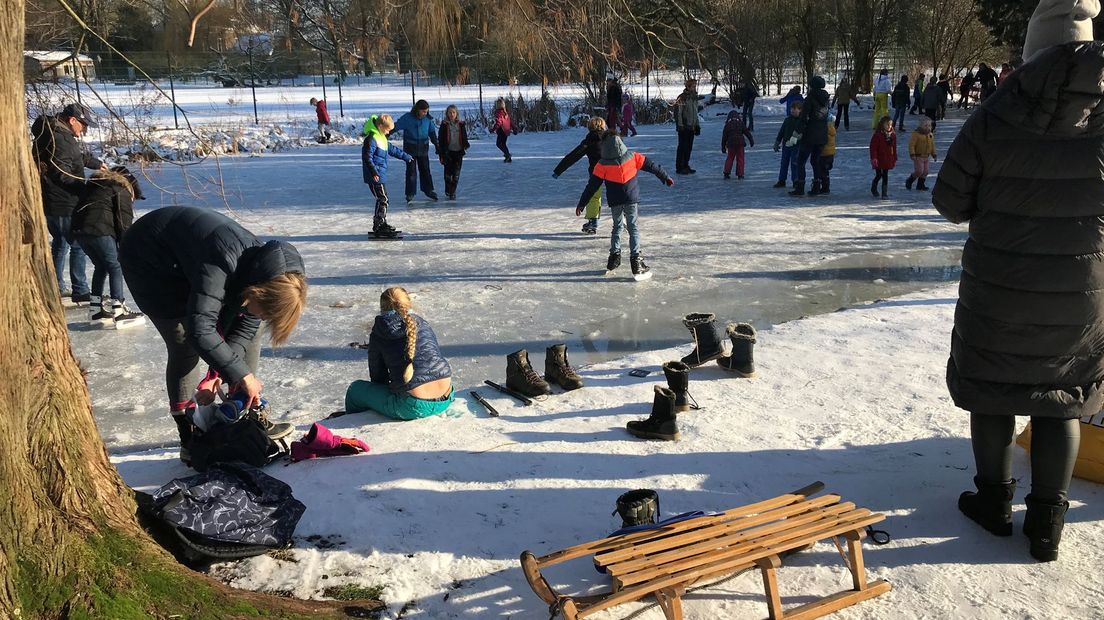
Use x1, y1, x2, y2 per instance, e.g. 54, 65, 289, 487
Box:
321, 584, 385, 601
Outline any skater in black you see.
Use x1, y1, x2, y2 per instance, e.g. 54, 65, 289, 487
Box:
553, 116, 607, 234
437, 105, 470, 200
363, 114, 414, 237
577, 133, 674, 280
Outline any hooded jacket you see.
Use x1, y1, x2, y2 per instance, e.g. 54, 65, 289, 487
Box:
922, 82, 946, 110
869, 128, 898, 169
797, 76, 830, 147
363, 116, 413, 185
908, 130, 937, 158
31, 114, 104, 216
721, 111, 754, 149
368, 311, 452, 393
438, 120, 470, 154
71, 169, 140, 239
675, 88, 701, 131
933, 42, 1104, 419
873, 73, 893, 94
892, 79, 912, 108
391, 111, 439, 155
577, 136, 670, 210
118, 207, 305, 384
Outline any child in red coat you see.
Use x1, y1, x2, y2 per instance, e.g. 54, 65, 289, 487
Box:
721, 110, 754, 179
869, 115, 898, 199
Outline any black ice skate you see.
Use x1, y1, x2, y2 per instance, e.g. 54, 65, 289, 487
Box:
630, 255, 652, 281
606, 251, 622, 274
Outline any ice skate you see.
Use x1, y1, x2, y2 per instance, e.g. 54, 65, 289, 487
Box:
111, 301, 146, 330
630, 255, 652, 281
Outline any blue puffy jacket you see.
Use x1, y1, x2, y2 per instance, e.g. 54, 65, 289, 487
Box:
368, 311, 452, 394
391, 112, 439, 155
362, 116, 412, 185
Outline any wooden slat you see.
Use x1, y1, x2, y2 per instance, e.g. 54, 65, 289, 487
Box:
606, 502, 857, 579
756, 556, 783, 620
535, 483, 826, 568
614, 508, 872, 588
596, 495, 843, 566
776, 580, 892, 620
575, 513, 885, 616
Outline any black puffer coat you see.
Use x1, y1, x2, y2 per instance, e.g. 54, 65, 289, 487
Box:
118, 207, 305, 384
933, 41, 1104, 420
71, 172, 135, 239
553, 129, 602, 177
797, 76, 830, 147
368, 311, 452, 393
31, 115, 103, 216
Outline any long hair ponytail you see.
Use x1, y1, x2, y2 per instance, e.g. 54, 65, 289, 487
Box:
380, 287, 417, 383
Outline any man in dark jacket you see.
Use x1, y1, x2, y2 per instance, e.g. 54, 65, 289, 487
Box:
674, 79, 701, 174
31, 103, 104, 301
933, 10, 1101, 562
791, 76, 830, 196
606, 76, 623, 129
119, 207, 307, 463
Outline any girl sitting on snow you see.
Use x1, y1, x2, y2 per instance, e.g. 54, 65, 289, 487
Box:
345, 287, 453, 420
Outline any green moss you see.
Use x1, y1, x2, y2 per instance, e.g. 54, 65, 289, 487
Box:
321, 584, 386, 601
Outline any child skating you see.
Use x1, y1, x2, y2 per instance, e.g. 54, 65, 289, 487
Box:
577, 133, 673, 281
869, 115, 898, 200
363, 114, 414, 238
437, 104, 470, 200
906, 117, 937, 191
721, 110, 754, 179
553, 116, 607, 234
773, 102, 802, 188
491, 98, 515, 163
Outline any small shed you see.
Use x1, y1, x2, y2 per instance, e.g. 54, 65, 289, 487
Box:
24, 51, 96, 81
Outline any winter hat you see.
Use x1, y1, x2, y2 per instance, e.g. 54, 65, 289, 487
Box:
1023, 0, 1100, 61
600, 134, 631, 164
809, 75, 826, 90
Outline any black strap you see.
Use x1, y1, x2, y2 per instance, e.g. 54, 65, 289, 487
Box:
866, 525, 891, 545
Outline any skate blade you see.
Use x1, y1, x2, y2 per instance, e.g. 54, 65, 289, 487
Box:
114, 318, 147, 329
266, 422, 295, 440
91, 319, 116, 330
632, 272, 653, 281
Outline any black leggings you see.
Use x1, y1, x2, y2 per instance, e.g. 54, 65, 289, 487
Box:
495, 128, 511, 158
151, 317, 261, 412
834, 104, 849, 129
872, 169, 889, 194
971, 413, 1080, 503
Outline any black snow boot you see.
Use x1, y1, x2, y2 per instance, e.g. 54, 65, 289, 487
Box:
870, 179, 879, 198
662, 361, 698, 413
905, 175, 915, 190
1023, 495, 1069, 562
807, 180, 823, 196
917, 178, 929, 191
717, 323, 757, 377
544, 343, 584, 391
607, 251, 622, 272
773, 180, 786, 188
506, 349, 552, 397
680, 313, 726, 367
788, 180, 805, 196
172, 410, 195, 466
626, 385, 680, 441
958, 476, 1015, 537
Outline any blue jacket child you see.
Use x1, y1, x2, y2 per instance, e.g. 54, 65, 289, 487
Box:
362, 114, 413, 234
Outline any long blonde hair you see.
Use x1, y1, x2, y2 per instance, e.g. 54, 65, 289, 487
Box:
242, 272, 307, 346
380, 287, 417, 383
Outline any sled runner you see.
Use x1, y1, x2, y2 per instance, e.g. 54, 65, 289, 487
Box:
520, 482, 890, 620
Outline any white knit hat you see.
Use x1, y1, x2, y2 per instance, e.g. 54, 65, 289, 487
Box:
1023, 0, 1100, 61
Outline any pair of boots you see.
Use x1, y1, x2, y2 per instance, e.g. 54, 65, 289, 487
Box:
624, 361, 697, 441
905, 175, 929, 191
958, 477, 1069, 562
681, 313, 757, 376
506, 345, 584, 396
90, 296, 146, 329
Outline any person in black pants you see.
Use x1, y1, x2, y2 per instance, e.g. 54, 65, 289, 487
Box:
740, 82, 758, 131
674, 79, 700, 174
437, 105, 470, 199
830, 77, 859, 131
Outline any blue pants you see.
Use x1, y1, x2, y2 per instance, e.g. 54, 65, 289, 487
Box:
46, 215, 89, 295
610, 202, 641, 257
77, 235, 125, 301
893, 106, 908, 128
345, 380, 453, 420
778, 145, 799, 183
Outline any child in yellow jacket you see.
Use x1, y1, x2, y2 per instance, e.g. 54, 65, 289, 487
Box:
906, 117, 937, 191
817, 122, 837, 193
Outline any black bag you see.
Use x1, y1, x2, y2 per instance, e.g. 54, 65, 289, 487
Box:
147, 462, 306, 560
189, 416, 283, 472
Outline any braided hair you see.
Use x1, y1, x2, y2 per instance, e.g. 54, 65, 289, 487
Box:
380, 287, 417, 383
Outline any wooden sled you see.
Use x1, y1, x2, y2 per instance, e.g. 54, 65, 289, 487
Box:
520, 482, 890, 620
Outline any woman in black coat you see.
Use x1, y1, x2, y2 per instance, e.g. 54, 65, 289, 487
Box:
933, 32, 1102, 561
118, 207, 307, 462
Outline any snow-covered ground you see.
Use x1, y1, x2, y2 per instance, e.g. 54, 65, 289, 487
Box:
55, 78, 1101, 618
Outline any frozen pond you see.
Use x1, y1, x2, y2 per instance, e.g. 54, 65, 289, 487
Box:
68, 109, 968, 451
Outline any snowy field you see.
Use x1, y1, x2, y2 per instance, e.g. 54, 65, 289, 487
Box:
52, 79, 1102, 617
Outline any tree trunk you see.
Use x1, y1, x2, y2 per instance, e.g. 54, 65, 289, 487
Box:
0, 2, 377, 617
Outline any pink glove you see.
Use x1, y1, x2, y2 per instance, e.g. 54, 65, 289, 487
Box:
871, 159, 879, 169
290, 423, 371, 462
665, 178, 675, 187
